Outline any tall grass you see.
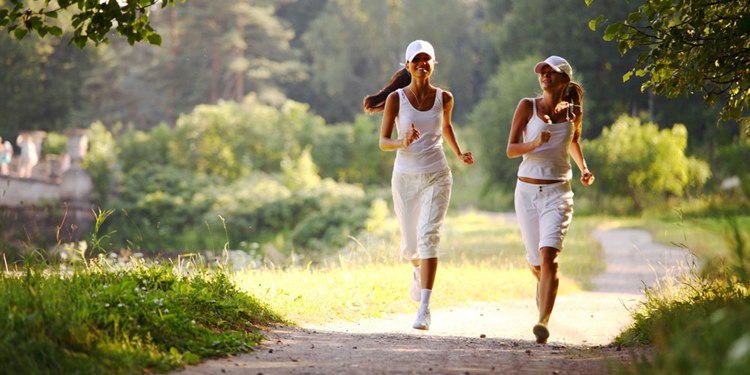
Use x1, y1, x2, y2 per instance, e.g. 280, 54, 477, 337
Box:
0, 256, 284, 375
615, 218, 750, 375
0, 208, 284, 375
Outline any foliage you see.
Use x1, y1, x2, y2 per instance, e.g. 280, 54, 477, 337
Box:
170, 96, 326, 180
469, 55, 542, 192
309, 114, 394, 186
290, 196, 372, 255
0, 30, 99, 137
717, 135, 750, 200
588, 0, 750, 128
41, 131, 66, 156
116, 122, 173, 174
0, 0, 186, 48
615, 221, 750, 375
583, 115, 711, 212
81, 121, 117, 207
0, 258, 284, 375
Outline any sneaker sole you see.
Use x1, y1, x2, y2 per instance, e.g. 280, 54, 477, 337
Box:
413, 324, 429, 330
533, 323, 549, 344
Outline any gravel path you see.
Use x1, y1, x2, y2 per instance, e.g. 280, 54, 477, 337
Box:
174, 220, 692, 375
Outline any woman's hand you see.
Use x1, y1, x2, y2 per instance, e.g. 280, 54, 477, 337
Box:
581, 170, 595, 186
458, 152, 474, 165
534, 130, 551, 148
403, 123, 420, 147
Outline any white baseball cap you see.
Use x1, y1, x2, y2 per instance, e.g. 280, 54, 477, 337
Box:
534, 55, 572, 79
404, 40, 436, 64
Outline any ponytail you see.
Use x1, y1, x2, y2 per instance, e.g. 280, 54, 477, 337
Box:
565, 82, 584, 142
363, 68, 411, 114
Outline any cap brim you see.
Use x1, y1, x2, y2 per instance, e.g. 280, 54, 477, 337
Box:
406, 51, 434, 63
534, 62, 562, 74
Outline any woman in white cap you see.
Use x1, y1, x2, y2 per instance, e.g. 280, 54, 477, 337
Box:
363, 40, 473, 330
506, 55, 594, 343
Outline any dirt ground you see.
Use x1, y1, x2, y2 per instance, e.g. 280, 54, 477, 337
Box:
173, 220, 691, 375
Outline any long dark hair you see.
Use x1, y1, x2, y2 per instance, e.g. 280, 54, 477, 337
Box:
363, 68, 411, 114
564, 81, 584, 142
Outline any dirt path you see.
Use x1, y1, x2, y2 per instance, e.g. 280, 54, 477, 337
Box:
174, 220, 692, 375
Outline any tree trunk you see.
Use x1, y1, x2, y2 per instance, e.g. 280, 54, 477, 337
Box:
235, 22, 245, 103
167, 7, 179, 118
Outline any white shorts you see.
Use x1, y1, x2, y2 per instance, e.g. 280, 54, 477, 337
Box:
514, 179, 574, 266
392, 168, 452, 260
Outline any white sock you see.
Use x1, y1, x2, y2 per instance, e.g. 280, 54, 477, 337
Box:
419, 289, 432, 311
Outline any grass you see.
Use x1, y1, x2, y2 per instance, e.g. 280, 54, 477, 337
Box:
0, 255, 284, 375
234, 211, 603, 325
613, 217, 750, 375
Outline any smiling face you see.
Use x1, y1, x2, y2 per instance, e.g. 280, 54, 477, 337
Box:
538, 65, 570, 92
407, 52, 435, 79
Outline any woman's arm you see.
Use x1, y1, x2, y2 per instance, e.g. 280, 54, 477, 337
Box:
506, 99, 549, 158
441, 91, 473, 165
569, 140, 594, 185
379, 92, 419, 151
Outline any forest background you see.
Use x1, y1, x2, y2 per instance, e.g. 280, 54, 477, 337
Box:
1, 0, 747, 259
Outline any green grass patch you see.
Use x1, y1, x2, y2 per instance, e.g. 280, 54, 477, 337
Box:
614, 219, 750, 375
0, 258, 284, 375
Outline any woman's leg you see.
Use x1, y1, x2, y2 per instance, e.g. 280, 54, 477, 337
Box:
538, 246, 561, 326
413, 170, 452, 330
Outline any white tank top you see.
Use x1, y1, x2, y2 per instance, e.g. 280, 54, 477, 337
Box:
517, 98, 574, 181
393, 87, 449, 174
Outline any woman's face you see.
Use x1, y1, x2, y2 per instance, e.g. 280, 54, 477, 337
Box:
538, 65, 569, 92
407, 53, 434, 79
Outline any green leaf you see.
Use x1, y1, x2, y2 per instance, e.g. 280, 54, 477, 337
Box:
589, 14, 604, 31
623, 71, 633, 82
37, 26, 48, 38
74, 35, 87, 49
46, 11, 58, 19
49, 26, 63, 36
14, 27, 27, 40
147, 33, 162, 46
618, 40, 628, 55
29, 16, 42, 30
635, 69, 647, 77
140, 0, 152, 7
585, 0, 594, 5
603, 23, 622, 41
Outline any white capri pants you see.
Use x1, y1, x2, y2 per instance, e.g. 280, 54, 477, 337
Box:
514, 179, 574, 266
392, 168, 453, 260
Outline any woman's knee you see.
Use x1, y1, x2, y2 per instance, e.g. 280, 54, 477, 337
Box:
540, 247, 560, 270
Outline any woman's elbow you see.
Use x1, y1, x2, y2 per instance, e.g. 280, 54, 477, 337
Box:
506, 146, 516, 159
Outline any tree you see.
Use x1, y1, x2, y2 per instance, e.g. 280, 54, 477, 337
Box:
582, 115, 711, 212
588, 0, 750, 129
0, 0, 186, 48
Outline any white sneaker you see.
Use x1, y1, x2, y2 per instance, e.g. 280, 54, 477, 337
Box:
410, 268, 421, 302
412, 308, 431, 330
